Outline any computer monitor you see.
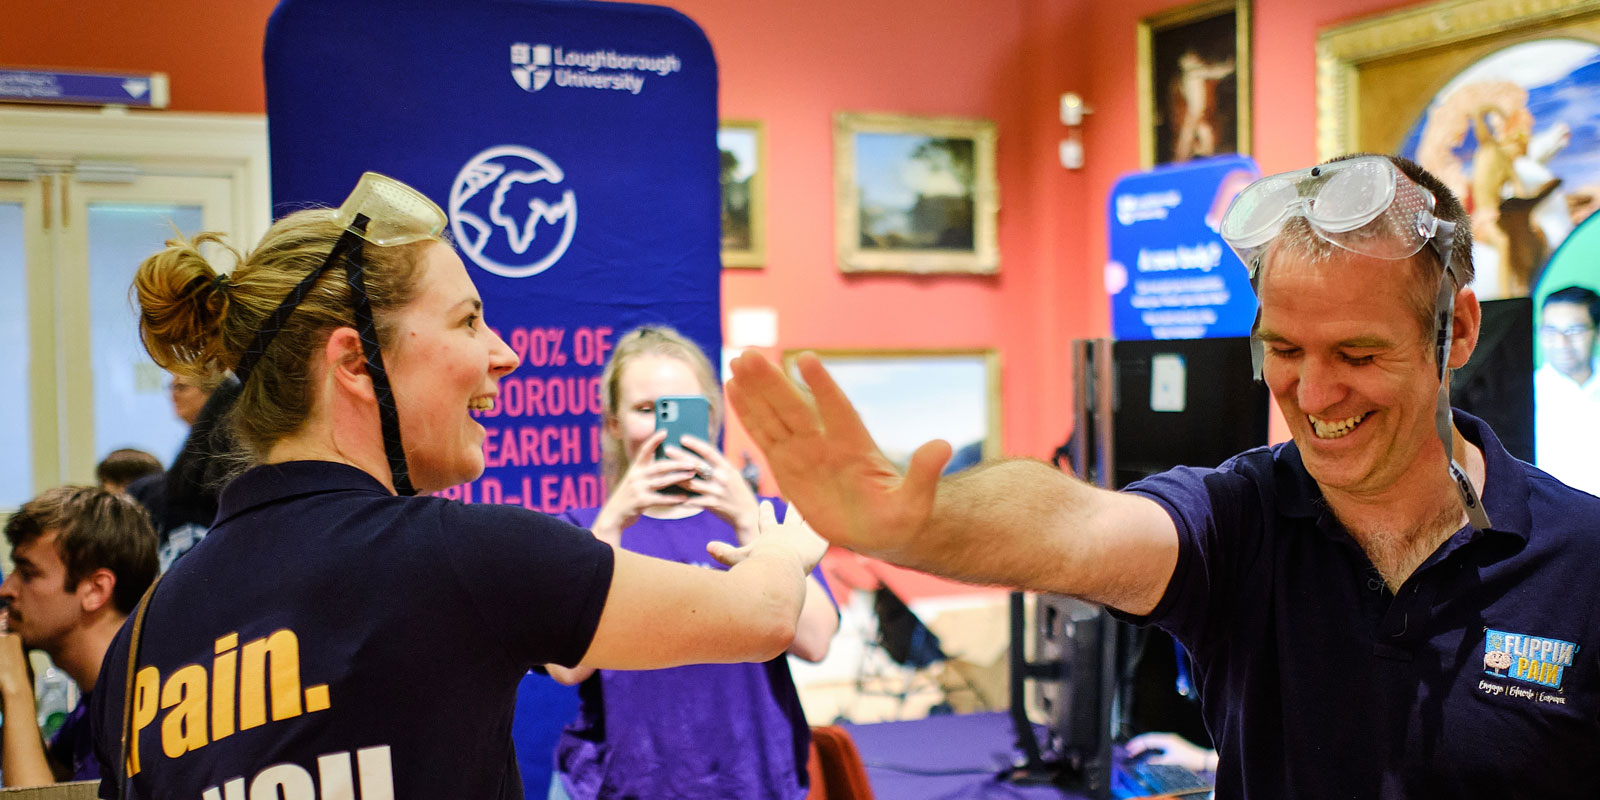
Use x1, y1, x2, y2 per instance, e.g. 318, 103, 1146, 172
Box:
1109, 336, 1269, 488
1006, 592, 1118, 800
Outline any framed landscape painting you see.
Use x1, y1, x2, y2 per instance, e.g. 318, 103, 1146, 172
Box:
833, 112, 999, 274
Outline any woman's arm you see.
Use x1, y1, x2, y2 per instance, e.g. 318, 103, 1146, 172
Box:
786, 576, 838, 662
575, 502, 827, 669
545, 664, 593, 685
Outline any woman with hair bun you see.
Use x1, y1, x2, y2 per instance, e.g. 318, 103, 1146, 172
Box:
90, 173, 826, 800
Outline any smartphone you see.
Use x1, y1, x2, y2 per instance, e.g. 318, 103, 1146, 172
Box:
654, 395, 711, 494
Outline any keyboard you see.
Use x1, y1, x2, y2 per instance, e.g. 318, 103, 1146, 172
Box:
1127, 761, 1212, 797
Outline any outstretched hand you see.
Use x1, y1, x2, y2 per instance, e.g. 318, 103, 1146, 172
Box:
708, 500, 829, 573
725, 351, 951, 560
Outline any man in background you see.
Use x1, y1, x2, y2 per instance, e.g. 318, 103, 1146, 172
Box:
0, 487, 158, 785
1534, 285, 1600, 495
93, 449, 162, 495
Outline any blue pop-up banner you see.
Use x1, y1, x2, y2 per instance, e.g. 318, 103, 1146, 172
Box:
1106, 155, 1260, 340
265, 0, 720, 513
265, 1, 720, 793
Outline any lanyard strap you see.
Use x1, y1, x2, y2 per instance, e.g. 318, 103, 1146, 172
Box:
118, 572, 163, 799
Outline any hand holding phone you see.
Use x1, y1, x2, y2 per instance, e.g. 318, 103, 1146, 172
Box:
655, 395, 711, 494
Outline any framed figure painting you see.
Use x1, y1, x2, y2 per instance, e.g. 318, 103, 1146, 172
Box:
833, 112, 999, 275
1319, 0, 1600, 300
1138, 0, 1252, 168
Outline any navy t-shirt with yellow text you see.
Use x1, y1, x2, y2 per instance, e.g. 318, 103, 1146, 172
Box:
90, 460, 615, 800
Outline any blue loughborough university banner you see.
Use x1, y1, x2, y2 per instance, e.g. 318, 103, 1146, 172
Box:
265, 0, 720, 514
265, 3, 719, 792
1106, 155, 1260, 340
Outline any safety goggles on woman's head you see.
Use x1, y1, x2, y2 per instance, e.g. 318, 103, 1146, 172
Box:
234, 172, 447, 496
1219, 155, 1445, 274
333, 171, 448, 247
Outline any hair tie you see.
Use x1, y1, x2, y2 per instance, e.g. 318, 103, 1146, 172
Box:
211, 273, 231, 294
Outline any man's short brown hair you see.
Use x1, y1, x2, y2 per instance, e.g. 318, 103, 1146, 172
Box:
4, 486, 158, 615
95, 448, 163, 491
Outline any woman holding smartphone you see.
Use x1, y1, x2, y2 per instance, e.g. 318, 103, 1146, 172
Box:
547, 325, 839, 800
91, 175, 825, 800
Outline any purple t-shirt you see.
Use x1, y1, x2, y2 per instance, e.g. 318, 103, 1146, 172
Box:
49, 692, 97, 781
555, 502, 834, 800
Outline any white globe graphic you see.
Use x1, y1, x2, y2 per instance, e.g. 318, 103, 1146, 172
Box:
450, 145, 578, 278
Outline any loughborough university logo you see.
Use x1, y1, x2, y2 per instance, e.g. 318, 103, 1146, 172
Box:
510, 43, 553, 91
450, 145, 577, 279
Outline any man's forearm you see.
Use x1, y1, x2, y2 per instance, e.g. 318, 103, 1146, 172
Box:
903, 459, 1177, 614
1, 686, 55, 787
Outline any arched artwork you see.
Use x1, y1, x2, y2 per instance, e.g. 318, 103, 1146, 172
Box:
1399, 39, 1600, 301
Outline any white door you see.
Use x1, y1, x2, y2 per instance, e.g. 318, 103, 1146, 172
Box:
0, 109, 268, 507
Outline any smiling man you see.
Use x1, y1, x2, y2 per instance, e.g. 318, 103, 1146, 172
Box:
0, 487, 158, 786
727, 155, 1600, 799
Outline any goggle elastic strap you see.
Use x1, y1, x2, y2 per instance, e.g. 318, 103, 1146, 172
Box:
337, 216, 416, 497
1249, 268, 1265, 380
232, 216, 416, 497
1427, 222, 1490, 530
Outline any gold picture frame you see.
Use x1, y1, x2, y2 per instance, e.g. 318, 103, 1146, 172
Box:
1318, 0, 1600, 299
782, 348, 1002, 469
1138, 0, 1252, 169
833, 112, 999, 275
719, 119, 766, 268
1316, 0, 1600, 159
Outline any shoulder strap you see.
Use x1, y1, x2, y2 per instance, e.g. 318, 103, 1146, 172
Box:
118, 572, 163, 800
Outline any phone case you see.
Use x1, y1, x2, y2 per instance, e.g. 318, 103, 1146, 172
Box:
653, 395, 711, 460
654, 395, 711, 496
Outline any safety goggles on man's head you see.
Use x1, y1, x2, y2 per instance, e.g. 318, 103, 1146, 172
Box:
1219, 155, 1443, 275
1222, 155, 1492, 532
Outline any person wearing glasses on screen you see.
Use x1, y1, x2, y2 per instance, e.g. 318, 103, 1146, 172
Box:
726, 154, 1600, 799
1533, 285, 1600, 495
87, 172, 827, 800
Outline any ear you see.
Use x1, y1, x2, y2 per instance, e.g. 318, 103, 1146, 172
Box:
78, 568, 116, 615
1448, 285, 1482, 370
602, 411, 621, 440
324, 326, 376, 402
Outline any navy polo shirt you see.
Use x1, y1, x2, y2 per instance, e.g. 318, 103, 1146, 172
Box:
90, 460, 614, 800
1121, 410, 1600, 798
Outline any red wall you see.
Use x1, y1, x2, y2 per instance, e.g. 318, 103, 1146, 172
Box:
0, 0, 276, 114
3, 0, 1436, 479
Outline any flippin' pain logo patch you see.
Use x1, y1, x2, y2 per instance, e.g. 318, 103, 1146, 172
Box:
1484, 629, 1577, 689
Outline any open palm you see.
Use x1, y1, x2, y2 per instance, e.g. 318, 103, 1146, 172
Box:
726, 351, 952, 560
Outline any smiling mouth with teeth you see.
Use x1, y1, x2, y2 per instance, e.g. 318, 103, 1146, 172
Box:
1309, 412, 1370, 439
468, 397, 495, 412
